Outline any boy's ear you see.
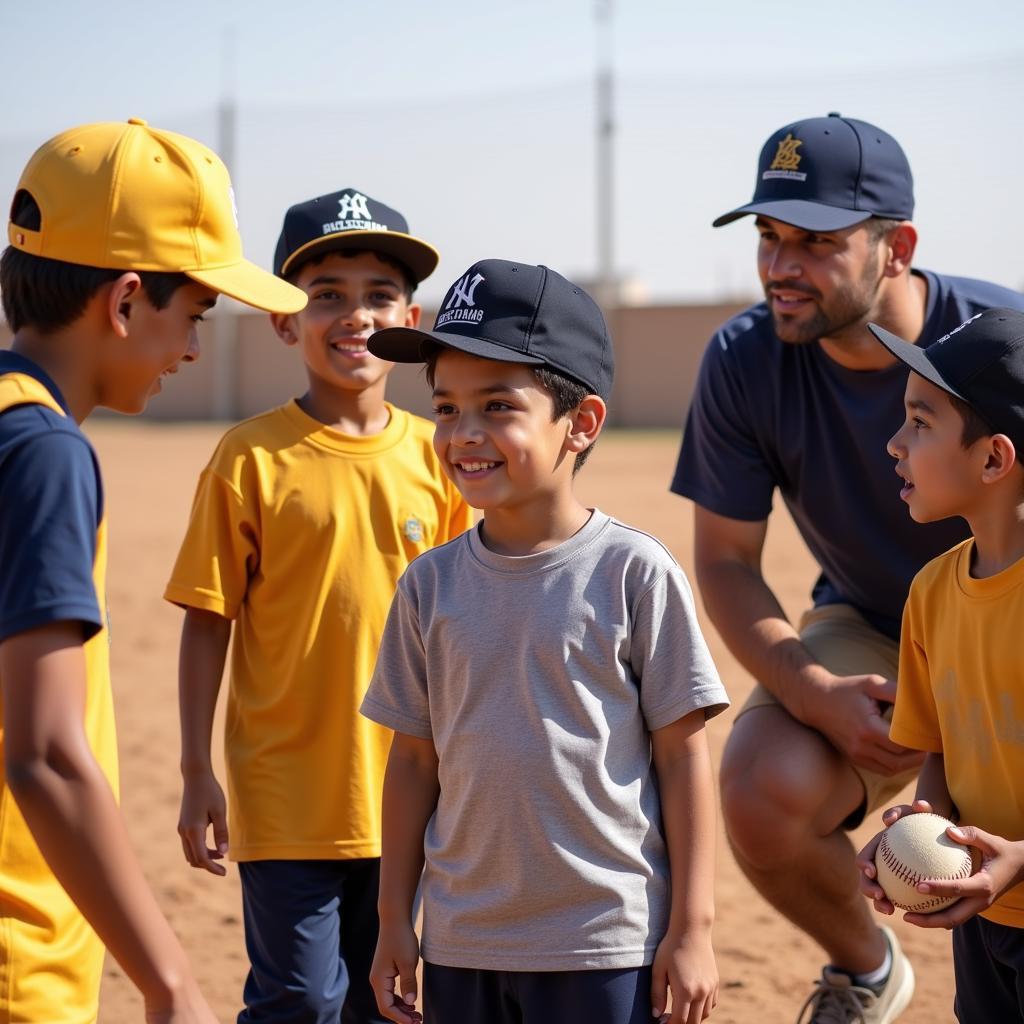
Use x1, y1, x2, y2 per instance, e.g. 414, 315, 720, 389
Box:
404, 303, 422, 329
565, 394, 607, 456
271, 312, 299, 346
981, 434, 1019, 484
106, 273, 143, 338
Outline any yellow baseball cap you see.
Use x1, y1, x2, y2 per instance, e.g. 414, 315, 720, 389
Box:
7, 118, 306, 314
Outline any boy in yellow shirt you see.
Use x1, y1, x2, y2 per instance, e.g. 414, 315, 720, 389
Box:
856, 308, 1024, 1022
165, 189, 472, 1023
0, 119, 305, 1024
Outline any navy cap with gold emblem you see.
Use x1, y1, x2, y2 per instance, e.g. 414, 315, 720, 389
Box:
713, 113, 914, 232
368, 259, 615, 400
273, 188, 439, 284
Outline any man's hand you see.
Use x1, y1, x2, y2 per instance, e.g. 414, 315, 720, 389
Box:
901, 825, 1024, 930
856, 799, 934, 914
802, 671, 924, 776
177, 771, 228, 876
369, 921, 422, 1024
650, 926, 719, 1024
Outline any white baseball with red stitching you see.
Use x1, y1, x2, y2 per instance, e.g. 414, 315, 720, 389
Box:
874, 812, 975, 913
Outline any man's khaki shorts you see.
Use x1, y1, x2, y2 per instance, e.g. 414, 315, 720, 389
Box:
735, 603, 917, 829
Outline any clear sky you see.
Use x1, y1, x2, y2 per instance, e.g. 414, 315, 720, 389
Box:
2, 1, 1022, 304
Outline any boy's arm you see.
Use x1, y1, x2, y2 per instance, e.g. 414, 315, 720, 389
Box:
370, 731, 439, 1024
0, 622, 217, 1022
649, 709, 719, 1024
177, 607, 232, 875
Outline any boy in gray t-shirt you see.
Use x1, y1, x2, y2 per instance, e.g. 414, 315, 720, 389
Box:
361, 259, 730, 1024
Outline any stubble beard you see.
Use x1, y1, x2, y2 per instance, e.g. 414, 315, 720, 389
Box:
768, 247, 881, 346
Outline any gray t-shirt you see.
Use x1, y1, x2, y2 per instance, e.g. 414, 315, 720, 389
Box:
361, 510, 729, 971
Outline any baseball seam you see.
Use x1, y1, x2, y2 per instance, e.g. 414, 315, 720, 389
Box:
878, 832, 971, 910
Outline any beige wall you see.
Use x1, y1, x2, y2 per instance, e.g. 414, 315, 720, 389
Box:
1, 301, 750, 427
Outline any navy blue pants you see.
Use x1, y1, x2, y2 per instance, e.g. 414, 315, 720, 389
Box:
238, 858, 388, 1024
953, 915, 1024, 1022
423, 962, 654, 1024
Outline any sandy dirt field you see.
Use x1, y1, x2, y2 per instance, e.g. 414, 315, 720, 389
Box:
85, 422, 955, 1023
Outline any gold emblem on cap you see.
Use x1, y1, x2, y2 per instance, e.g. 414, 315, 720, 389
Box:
769, 133, 803, 172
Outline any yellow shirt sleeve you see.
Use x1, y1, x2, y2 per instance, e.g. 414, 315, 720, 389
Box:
890, 579, 944, 754
164, 459, 259, 619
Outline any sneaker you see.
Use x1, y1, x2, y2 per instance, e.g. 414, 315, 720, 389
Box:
796, 927, 915, 1023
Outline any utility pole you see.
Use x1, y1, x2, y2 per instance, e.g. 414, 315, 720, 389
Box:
595, 0, 615, 312
213, 29, 239, 421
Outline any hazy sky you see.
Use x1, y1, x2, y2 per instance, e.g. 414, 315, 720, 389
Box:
2, 1, 1022, 305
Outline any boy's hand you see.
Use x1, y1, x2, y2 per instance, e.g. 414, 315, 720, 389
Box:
855, 799, 934, 914
370, 921, 422, 1024
650, 925, 719, 1023
900, 825, 1024, 930
177, 771, 229, 876
143, 977, 220, 1022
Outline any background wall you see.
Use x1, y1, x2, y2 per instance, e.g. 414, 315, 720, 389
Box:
1, 301, 748, 428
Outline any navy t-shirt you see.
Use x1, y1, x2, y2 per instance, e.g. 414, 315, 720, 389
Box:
0, 352, 104, 644
671, 270, 1024, 640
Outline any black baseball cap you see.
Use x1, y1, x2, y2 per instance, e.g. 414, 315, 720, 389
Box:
868, 308, 1024, 452
273, 188, 439, 283
367, 259, 615, 400
713, 113, 914, 232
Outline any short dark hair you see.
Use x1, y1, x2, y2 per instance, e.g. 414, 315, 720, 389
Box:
425, 346, 597, 473
1, 194, 190, 333
948, 392, 995, 449
864, 217, 905, 243
284, 247, 416, 300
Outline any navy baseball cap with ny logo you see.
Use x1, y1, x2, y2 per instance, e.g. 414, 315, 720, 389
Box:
368, 258, 615, 399
273, 187, 439, 283
713, 113, 915, 232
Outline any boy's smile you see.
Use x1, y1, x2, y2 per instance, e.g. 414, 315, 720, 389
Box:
102, 281, 217, 414
280, 251, 419, 395
431, 350, 575, 514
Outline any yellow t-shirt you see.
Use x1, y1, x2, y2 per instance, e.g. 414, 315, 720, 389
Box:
891, 538, 1024, 927
0, 371, 118, 1024
165, 400, 471, 861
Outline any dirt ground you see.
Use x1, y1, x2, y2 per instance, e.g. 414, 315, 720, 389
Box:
85, 422, 955, 1023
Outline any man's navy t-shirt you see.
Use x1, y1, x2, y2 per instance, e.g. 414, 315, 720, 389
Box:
671, 270, 1024, 640
0, 351, 103, 644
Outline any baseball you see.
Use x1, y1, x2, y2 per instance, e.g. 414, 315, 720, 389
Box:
874, 812, 975, 913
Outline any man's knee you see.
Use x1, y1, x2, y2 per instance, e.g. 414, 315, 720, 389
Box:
720, 711, 842, 865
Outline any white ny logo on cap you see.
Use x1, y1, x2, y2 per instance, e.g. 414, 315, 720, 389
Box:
446, 272, 485, 309
337, 192, 372, 220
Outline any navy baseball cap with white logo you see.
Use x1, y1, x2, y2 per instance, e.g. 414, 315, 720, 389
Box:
714, 113, 914, 232
869, 308, 1024, 453
367, 259, 615, 400
273, 187, 439, 283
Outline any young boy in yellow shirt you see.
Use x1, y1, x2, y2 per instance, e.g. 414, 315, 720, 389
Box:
857, 308, 1024, 1022
0, 118, 305, 1024
165, 189, 471, 1023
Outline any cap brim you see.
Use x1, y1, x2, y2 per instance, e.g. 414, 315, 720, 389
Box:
712, 200, 873, 231
188, 259, 308, 314
279, 231, 440, 284
867, 323, 967, 401
368, 326, 545, 366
